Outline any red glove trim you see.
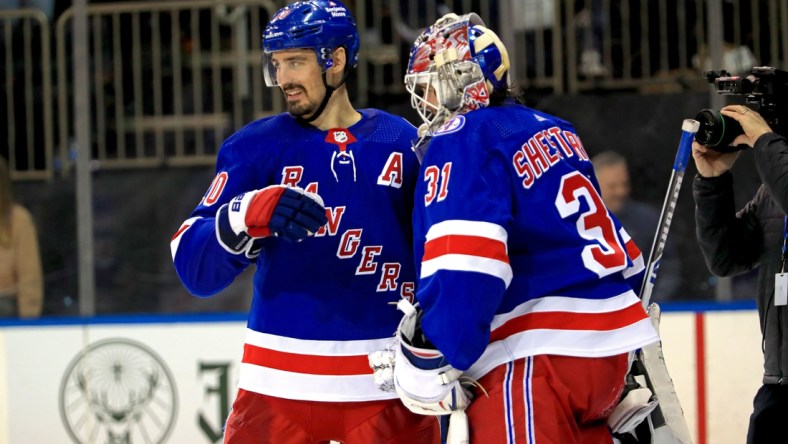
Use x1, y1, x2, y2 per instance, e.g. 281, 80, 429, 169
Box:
245, 186, 286, 237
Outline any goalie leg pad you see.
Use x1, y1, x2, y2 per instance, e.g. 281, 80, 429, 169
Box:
613, 303, 692, 444
642, 303, 693, 444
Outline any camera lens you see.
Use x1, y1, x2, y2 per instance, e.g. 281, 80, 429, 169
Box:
695, 109, 744, 149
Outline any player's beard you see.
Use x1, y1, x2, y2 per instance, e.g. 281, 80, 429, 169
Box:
282, 84, 321, 118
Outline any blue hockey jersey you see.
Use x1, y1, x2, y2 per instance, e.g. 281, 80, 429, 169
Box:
412, 102, 659, 376
171, 109, 419, 401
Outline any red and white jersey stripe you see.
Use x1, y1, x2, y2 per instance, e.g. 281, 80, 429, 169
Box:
422, 220, 512, 286
237, 329, 398, 402
466, 291, 656, 380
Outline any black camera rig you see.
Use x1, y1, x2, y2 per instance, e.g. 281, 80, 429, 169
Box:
695, 66, 788, 150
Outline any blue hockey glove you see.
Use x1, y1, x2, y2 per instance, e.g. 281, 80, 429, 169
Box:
216, 185, 327, 253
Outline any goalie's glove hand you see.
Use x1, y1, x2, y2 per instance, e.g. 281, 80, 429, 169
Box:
216, 185, 327, 254
392, 299, 473, 416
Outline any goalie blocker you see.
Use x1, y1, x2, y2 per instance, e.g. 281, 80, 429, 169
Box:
369, 299, 473, 443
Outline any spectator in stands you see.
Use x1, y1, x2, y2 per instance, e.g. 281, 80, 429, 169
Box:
0, 155, 43, 318
693, 104, 788, 444
512, 0, 555, 79
592, 150, 682, 299
576, 0, 607, 77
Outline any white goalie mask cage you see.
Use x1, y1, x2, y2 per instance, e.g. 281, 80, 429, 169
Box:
405, 57, 486, 131
404, 13, 509, 132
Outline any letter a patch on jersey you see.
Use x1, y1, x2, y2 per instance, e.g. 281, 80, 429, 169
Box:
377, 152, 404, 188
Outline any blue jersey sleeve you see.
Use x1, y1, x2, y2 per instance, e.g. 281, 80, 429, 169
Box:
171, 124, 273, 296
413, 121, 513, 371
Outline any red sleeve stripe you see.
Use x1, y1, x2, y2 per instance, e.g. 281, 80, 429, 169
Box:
624, 238, 642, 262
423, 234, 509, 263
242, 343, 374, 376
618, 227, 645, 278
618, 227, 643, 260
421, 220, 512, 285
489, 301, 649, 343
171, 224, 191, 241
170, 216, 200, 259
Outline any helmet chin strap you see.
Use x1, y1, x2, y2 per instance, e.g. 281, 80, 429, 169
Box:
298, 67, 349, 124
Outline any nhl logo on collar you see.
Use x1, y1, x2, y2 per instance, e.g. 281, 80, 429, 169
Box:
330, 129, 350, 144
326, 128, 358, 181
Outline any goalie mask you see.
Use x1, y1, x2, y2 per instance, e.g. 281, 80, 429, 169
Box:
262, 0, 360, 87
405, 13, 510, 131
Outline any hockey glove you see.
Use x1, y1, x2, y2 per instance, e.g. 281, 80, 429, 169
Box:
216, 185, 327, 254
392, 299, 472, 416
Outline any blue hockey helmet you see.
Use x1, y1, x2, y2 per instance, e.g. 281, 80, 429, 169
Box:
405, 13, 510, 129
262, 0, 360, 86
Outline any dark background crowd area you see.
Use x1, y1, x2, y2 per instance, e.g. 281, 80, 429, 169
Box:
12, 88, 763, 317
2, 0, 772, 315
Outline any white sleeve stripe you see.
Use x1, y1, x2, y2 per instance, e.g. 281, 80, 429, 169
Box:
425, 220, 508, 243
618, 227, 632, 242
421, 254, 513, 287
623, 254, 645, 278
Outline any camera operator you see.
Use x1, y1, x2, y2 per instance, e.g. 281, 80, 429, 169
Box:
693, 103, 788, 444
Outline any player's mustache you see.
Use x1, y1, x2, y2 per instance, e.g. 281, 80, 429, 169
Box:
281, 84, 305, 95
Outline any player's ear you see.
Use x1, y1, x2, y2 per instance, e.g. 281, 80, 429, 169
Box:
331, 47, 347, 73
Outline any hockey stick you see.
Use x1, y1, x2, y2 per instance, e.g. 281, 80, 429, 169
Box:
631, 119, 699, 444
639, 119, 700, 308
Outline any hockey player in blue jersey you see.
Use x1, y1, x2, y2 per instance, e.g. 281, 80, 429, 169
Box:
376, 13, 661, 443
170, 1, 440, 442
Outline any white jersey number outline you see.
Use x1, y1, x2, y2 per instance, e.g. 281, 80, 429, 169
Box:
424, 162, 452, 206
555, 171, 627, 277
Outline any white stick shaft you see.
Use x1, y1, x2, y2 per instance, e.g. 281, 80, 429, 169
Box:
639, 119, 700, 307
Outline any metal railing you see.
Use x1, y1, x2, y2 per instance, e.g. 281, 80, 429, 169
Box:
561, 0, 788, 94
356, 0, 788, 94
0, 8, 53, 180
2, 0, 788, 179
54, 0, 280, 173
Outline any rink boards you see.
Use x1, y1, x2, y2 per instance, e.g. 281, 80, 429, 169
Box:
0, 304, 761, 444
